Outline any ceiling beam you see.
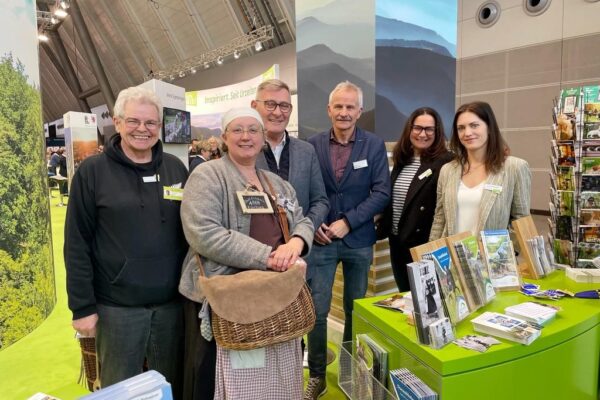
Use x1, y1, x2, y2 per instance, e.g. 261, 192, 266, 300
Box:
78, 0, 135, 88
70, 0, 115, 113
148, 3, 185, 62
223, 0, 248, 35
182, 0, 213, 50
98, 1, 149, 80
273, 0, 295, 40
120, 0, 166, 69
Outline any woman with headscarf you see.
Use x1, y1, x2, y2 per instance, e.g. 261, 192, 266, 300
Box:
179, 107, 314, 400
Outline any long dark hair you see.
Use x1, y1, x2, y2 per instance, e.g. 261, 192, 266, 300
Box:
391, 107, 448, 168
450, 101, 508, 174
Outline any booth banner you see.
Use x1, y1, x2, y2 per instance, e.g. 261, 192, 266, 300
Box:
0, 0, 56, 351
64, 111, 99, 179
296, 0, 375, 139
375, 0, 457, 140
185, 64, 280, 138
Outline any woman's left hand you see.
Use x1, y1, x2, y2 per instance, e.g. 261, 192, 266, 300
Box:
268, 237, 305, 271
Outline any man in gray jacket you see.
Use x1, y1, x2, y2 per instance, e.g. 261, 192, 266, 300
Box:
252, 79, 329, 230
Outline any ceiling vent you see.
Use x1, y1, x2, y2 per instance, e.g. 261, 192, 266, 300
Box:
476, 1, 501, 28
523, 0, 552, 16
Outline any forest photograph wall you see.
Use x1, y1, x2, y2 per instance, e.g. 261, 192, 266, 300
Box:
0, 0, 56, 350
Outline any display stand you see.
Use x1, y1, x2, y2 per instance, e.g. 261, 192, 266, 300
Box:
512, 215, 544, 279
550, 85, 600, 282
353, 270, 600, 400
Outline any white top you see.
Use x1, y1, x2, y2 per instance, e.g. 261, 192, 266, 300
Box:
270, 134, 287, 167
456, 180, 485, 234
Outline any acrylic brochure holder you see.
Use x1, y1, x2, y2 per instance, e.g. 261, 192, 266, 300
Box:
338, 341, 398, 400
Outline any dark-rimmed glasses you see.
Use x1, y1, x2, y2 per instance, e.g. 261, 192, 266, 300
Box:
412, 125, 435, 135
255, 99, 292, 113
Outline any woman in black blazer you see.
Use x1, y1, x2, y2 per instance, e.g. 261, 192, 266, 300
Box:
378, 107, 453, 291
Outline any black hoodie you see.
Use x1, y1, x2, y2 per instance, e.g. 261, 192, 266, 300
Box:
64, 135, 189, 319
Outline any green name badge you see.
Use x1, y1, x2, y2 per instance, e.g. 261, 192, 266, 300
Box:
163, 186, 183, 201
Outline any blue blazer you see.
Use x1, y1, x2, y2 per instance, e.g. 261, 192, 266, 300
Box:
308, 127, 391, 248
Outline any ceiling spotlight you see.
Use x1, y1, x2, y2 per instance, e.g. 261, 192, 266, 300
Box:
233, 50, 241, 59
54, 9, 68, 18
50, 17, 57, 24
38, 33, 49, 42
60, 0, 69, 9
179, 71, 186, 78
190, 67, 197, 74
203, 62, 210, 69
216, 56, 224, 65
169, 75, 174, 81
254, 41, 263, 51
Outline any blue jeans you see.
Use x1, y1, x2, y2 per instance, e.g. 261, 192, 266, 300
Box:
96, 300, 183, 398
306, 241, 373, 377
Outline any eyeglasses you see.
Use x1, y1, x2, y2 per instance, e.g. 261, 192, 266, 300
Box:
255, 99, 292, 113
123, 118, 160, 131
227, 125, 263, 136
412, 125, 435, 135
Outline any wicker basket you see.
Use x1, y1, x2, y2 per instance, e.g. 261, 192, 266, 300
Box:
78, 337, 98, 392
211, 282, 315, 350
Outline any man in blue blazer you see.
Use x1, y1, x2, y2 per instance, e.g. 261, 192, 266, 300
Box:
304, 81, 391, 399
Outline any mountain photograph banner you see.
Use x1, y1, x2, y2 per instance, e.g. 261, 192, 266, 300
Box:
295, 0, 376, 139
375, 0, 457, 140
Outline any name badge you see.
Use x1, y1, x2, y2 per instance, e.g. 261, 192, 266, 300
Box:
353, 159, 368, 169
142, 174, 159, 183
164, 186, 183, 201
418, 169, 433, 180
484, 184, 503, 194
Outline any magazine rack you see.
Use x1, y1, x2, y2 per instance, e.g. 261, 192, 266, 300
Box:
550, 85, 600, 273
338, 341, 397, 400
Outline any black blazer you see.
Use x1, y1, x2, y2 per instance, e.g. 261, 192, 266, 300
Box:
379, 152, 453, 243
379, 151, 453, 291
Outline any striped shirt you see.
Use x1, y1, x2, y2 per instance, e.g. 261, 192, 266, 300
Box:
391, 158, 421, 235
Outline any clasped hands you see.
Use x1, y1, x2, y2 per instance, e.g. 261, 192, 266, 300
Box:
267, 236, 306, 274
314, 218, 350, 245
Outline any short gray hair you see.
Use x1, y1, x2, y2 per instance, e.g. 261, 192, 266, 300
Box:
114, 86, 163, 120
256, 79, 290, 98
328, 81, 363, 108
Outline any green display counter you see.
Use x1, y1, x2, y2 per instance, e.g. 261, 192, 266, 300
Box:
353, 271, 600, 400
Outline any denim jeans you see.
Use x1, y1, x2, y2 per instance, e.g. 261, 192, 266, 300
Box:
96, 300, 184, 398
306, 241, 373, 377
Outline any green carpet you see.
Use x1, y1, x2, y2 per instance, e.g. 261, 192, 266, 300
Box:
0, 193, 348, 399
0, 194, 89, 399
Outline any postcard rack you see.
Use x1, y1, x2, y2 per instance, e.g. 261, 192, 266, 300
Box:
550, 85, 600, 274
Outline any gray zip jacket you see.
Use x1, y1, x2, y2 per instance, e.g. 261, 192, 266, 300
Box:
179, 154, 314, 302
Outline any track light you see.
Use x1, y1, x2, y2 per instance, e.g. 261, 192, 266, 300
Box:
38, 33, 49, 42
60, 0, 69, 9
169, 75, 174, 81
145, 25, 274, 81
54, 9, 68, 18
179, 71, 186, 78
50, 17, 57, 24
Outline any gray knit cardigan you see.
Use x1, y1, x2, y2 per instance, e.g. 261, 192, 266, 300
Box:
179, 154, 315, 302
